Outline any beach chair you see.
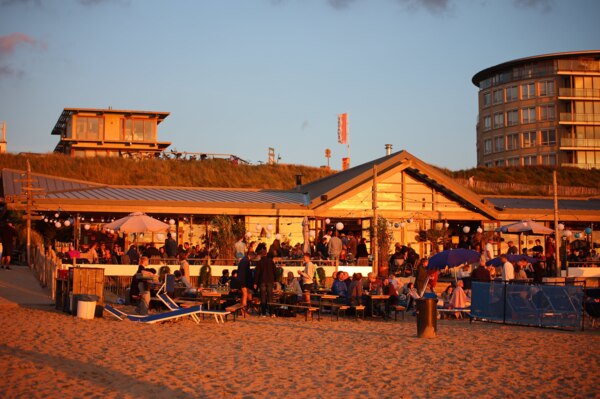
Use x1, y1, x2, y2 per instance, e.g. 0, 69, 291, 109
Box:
159, 291, 231, 324
103, 304, 204, 324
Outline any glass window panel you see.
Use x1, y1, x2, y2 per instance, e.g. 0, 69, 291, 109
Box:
144, 120, 154, 141
133, 120, 144, 141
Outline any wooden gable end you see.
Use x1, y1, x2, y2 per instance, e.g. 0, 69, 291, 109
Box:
324, 168, 484, 220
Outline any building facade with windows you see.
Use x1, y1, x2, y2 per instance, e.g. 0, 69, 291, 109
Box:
472, 51, 600, 168
51, 108, 171, 157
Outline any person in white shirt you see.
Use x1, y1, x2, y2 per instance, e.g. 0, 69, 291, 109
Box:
298, 253, 315, 303
500, 254, 514, 281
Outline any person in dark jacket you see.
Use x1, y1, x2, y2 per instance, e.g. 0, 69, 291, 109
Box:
471, 256, 491, 282
254, 248, 277, 317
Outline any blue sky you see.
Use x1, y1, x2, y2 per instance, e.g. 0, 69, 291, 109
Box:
0, 0, 598, 170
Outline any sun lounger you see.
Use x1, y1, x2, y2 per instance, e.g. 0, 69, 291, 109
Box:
158, 291, 231, 324
103, 304, 204, 324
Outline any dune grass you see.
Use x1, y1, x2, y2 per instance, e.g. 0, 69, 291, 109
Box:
0, 153, 334, 189
1, 153, 598, 193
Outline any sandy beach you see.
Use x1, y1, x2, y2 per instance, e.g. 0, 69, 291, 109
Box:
1, 302, 598, 399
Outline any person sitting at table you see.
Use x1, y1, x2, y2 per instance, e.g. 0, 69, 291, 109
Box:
284, 271, 302, 302
383, 276, 399, 307
366, 272, 382, 294
174, 269, 197, 297
347, 273, 363, 307
331, 272, 348, 300
219, 269, 231, 286
441, 285, 454, 308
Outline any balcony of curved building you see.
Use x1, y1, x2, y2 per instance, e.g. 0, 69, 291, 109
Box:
560, 138, 600, 149
559, 113, 600, 125
557, 59, 600, 74
558, 88, 600, 100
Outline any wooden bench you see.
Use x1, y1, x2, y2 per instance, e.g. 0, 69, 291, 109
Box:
330, 304, 350, 321
225, 303, 245, 322
354, 305, 365, 319
392, 305, 407, 321
268, 302, 320, 321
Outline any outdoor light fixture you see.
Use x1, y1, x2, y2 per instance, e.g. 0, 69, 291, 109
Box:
84, 224, 91, 230
477, 227, 483, 234
336, 222, 344, 231
463, 226, 470, 234
55, 221, 62, 228
325, 218, 331, 224
64, 220, 71, 227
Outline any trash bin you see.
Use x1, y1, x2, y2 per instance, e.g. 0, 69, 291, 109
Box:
74, 294, 99, 319
416, 297, 437, 338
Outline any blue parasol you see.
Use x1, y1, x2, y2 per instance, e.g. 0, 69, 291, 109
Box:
486, 254, 540, 267
427, 249, 481, 270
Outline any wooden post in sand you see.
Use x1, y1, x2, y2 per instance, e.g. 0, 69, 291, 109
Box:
372, 165, 378, 276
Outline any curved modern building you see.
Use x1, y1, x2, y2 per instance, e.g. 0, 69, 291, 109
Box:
472, 51, 600, 168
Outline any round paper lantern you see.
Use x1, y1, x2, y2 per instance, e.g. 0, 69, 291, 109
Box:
245, 232, 252, 239
44, 218, 49, 223
564, 230, 572, 238
84, 224, 91, 230
169, 219, 176, 225
156, 233, 165, 241
574, 232, 581, 239
309, 230, 316, 238
266, 233, 272, 239
54, 221, 62, 228
399, 222, 405, 228
444, 223, 450, 229
394, 222, 400, 228
255, 224, 262, 232
275, 233, 282, 240
325, 218, 331, 224
477, 227, 483, 234
407, 218, 413, 224
64, 220, 71, 227
90, 217, 94, 222
463, 226, 470, 234
336, 222, 344, 231
267, 224, 273, 232
557, 223, 565, 231
585, 227, 593, 235
54, 212, 59, 218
